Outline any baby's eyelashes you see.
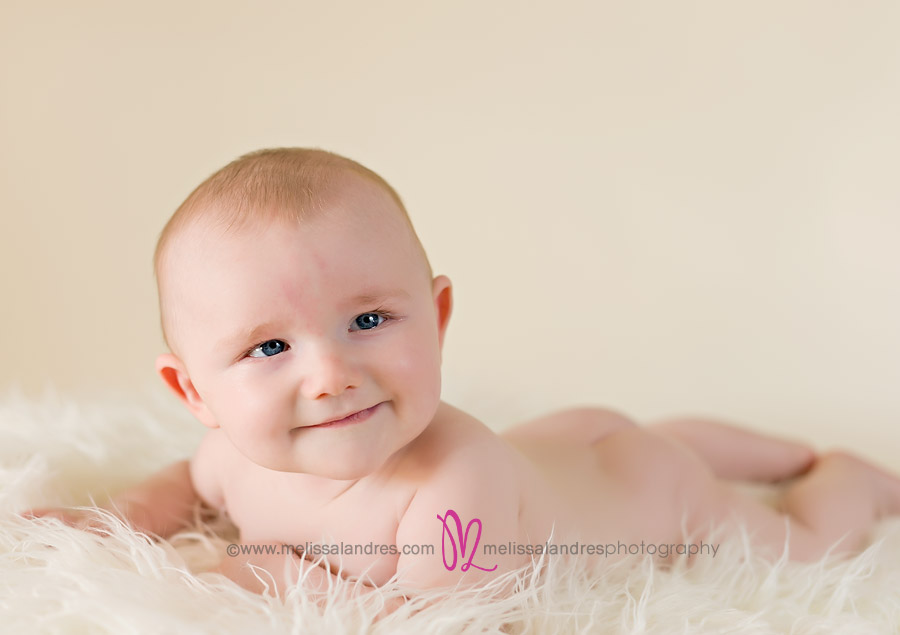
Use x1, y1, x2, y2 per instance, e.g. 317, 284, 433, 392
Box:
243, 312, 395, 359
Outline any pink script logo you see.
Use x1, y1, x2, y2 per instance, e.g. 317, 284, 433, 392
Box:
436, 509, 498, 572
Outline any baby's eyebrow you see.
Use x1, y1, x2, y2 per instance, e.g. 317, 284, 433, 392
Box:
217, 289, 411, 349
349, 289, 411, 306
217, 322, 281, 350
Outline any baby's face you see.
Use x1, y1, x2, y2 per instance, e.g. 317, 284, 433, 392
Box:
160, 179, 451, 479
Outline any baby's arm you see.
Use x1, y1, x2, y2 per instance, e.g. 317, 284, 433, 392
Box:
23, 459, 200, 537
393, 447, 523, 591
24, 430, 224, 538
105, 459, 201, 536
220, 446, 523, 613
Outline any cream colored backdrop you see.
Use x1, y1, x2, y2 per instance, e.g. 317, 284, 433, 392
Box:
2, 2, 898, 464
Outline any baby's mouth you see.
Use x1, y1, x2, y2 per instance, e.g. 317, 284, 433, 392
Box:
307, 402, 384, 429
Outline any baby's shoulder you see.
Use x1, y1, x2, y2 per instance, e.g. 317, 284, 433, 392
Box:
395, 404, 522, 524
400, 401, 519, 476
391, 402, 523, 512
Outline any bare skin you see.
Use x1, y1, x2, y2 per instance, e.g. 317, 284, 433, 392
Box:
22, 155, 900, 609
27, 403, 896, 593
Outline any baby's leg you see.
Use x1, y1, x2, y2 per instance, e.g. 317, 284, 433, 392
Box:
650, 417, 815, 482
777, 451, 900, 556
698, 450, 900, 560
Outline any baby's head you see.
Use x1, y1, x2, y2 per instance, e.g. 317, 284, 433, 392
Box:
154, 148, 453, 479
155, 148, 434, 355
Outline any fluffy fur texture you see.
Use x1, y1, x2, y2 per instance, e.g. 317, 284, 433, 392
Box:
3, 387, 900, 634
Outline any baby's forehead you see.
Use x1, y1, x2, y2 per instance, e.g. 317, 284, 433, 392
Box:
162, 204, 426, 293
157, 170, 431, 298
162, 212, 419, 305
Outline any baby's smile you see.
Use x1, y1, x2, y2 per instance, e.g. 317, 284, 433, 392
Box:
300, 401, 386, 429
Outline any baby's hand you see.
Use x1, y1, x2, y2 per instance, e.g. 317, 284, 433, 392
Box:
20, 506, 115, 534
20, 460, 202, 539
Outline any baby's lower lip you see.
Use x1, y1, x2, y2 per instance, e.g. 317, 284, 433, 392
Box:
311, 402, 382, 429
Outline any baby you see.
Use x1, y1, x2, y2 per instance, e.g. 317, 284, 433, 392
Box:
26, 148, 900, 603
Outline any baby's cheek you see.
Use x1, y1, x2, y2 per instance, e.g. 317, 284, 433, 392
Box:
395, 349, 442, 426
392, 340, 440, 392
223, 383, 287, 438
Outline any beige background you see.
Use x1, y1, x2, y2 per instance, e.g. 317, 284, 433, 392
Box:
2, 1, 899, 464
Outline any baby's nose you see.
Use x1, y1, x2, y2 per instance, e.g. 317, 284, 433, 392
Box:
299, 342, 359, 399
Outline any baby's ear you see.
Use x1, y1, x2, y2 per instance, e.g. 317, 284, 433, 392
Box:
155, 353, 219, 429
431, 275, 453, 350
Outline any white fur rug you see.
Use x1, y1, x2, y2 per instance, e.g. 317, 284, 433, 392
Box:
3, 387, 900, 634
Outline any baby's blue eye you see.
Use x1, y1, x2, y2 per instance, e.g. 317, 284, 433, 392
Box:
248, 340, 287, 358
354, 313, 385, 331
244, 315, 387, 358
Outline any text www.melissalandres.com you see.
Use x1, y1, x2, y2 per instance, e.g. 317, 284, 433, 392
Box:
226, 540, 719, 559
225, 542, 435, 558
